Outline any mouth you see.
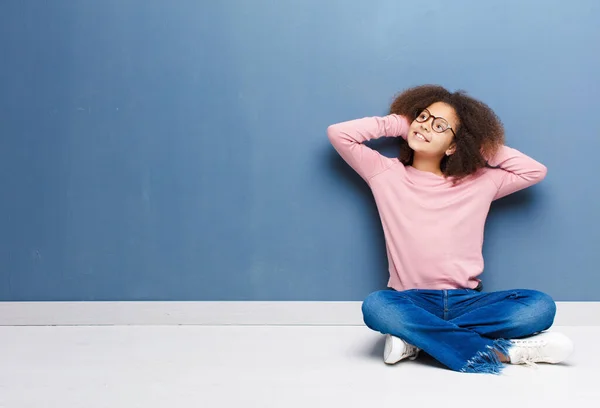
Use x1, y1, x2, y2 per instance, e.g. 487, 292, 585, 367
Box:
414, 131, 430, 143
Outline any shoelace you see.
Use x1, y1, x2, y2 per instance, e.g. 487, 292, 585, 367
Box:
511, 339, 547, 368
402, 345, 420, 360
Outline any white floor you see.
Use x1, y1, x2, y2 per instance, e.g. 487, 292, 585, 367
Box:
0, 325, 596, 408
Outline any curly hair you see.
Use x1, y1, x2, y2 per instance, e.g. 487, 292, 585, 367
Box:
389, 85, 505, 182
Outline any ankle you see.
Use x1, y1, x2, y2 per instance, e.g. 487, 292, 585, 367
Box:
494, 349, 510, 363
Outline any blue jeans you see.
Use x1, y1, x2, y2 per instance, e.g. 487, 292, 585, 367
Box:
362, 288, 556, 374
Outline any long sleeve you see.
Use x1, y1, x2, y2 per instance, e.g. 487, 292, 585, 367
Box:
327, 114, 409, 182
486, 146, 548, 200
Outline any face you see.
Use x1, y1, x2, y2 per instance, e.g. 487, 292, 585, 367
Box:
407, 102, 459, 158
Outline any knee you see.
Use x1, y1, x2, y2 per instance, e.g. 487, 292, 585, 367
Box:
361, 290, 408, 334
533, 291, 557, 329
512, 290, 556, 332
361, 290, 389, 329
525, 290, 556, 327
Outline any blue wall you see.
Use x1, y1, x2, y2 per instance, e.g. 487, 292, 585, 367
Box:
1, 0, 598, 301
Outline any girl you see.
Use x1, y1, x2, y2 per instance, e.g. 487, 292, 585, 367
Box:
327, 85, 573, 374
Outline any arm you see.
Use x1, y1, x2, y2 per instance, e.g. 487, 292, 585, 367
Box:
327, 114, 409, 181
486, 146, 548, 200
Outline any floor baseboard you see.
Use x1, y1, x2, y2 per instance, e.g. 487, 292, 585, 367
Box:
0, 301, 598, 326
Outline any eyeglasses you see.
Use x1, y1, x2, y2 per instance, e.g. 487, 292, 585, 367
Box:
415, 109, 456, 136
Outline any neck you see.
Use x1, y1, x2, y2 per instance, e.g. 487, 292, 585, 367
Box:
412, 153, 444, 176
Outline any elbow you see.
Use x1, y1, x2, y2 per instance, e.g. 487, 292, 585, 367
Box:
526, 163, 548, 187
537, 163, 548, 182
327, 124, 341, 145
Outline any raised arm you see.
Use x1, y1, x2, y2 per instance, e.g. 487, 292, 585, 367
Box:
327, 114, 409, 182
486, 146, 548, 200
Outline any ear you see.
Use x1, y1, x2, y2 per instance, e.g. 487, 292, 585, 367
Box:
445, 143, 457, 156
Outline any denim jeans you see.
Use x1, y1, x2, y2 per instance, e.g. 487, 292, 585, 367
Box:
361, 288, 556, 374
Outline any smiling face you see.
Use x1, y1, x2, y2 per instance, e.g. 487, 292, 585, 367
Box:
407, 102, 459, 159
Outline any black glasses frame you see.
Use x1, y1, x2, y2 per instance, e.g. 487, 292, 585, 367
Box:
415, 108, 456, 136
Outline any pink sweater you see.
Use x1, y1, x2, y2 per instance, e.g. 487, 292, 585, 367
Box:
327, 114, 547, 291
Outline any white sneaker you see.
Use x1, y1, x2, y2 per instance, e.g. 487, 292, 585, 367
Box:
508, 332, 573, 366
383, 334, 420, 365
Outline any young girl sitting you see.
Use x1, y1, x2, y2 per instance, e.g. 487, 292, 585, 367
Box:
327, 85, 573, 374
